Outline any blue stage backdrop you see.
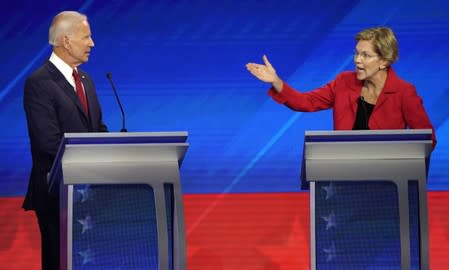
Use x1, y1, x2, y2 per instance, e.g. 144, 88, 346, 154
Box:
1, 0, 448, 198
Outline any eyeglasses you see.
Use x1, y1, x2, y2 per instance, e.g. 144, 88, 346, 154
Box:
353, 50, 378, 61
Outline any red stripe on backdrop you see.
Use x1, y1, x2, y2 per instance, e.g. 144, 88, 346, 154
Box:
184, 192, 310, 270
428, 191, 449, 269
1, 192, 448, 269
0, 199, 40, 270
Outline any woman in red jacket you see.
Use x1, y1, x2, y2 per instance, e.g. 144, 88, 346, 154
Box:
246, 26, 436, 148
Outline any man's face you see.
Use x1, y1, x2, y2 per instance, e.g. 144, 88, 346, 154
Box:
66, 20, 94, 67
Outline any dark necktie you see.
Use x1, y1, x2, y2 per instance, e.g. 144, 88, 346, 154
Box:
72, 69, 89, 115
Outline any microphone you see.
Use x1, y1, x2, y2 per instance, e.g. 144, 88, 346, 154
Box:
106, 72, 127, 132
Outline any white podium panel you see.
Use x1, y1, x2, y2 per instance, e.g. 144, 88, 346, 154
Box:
49, 132, 189, 270
301, 129, 432, 270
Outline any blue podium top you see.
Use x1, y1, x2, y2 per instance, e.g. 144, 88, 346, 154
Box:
64, 131, 188, 145
304, 129, 432, 143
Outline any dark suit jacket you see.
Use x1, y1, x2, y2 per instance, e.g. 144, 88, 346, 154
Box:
269, 67, 437, 148
23, 60, 108, 212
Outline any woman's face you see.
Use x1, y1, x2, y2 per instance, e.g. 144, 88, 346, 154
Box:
354, 40, 388, 81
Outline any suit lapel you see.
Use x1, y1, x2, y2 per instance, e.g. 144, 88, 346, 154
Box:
373, 68, 398, 111
45, 61, 90, 122
79, 70, 96, 127
370, 68, 398, 128
347, 73, 363, 115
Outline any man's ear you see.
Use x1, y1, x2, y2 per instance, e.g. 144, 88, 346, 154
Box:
62, 35, 70, 49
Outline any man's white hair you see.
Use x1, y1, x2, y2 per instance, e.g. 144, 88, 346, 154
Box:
49, 11, 87, 46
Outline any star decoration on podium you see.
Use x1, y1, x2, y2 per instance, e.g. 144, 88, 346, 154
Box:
322, 182, 336, 200
76, 185, 91, 203
78, 247, 95, 266
77, 215, 93, 234
321, 211, 337, 230
323, 242, 336, 262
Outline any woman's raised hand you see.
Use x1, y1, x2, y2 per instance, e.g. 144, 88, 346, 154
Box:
246, 55, 283, 92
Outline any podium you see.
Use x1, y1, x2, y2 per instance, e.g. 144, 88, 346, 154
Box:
49, 132, 189, 270
301, 129, 433, 270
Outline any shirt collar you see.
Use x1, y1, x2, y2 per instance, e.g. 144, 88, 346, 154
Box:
49, 52, 77, 88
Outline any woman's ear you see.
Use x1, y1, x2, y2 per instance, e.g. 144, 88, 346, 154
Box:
379, 59, 389, 70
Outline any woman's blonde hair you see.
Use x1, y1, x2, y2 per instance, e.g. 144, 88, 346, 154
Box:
355, 27, 399, 65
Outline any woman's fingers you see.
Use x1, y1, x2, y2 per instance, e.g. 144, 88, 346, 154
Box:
246, 64, 275, 82
262, 55, 272, 68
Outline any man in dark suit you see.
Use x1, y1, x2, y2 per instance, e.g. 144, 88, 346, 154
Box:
23, 11, 108, 270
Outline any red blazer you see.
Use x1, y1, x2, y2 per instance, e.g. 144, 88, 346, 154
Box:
269, 67, 437, 148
